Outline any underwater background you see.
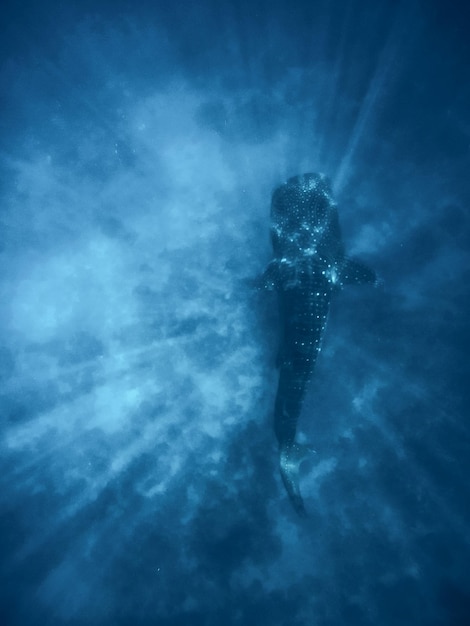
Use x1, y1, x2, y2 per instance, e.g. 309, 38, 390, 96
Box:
1, 0, 469, 624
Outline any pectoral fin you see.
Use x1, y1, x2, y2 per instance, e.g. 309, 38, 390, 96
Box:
340, 257, 376, 286
253, 260, 279, 291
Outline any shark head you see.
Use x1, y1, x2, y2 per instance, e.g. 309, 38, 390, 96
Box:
271, 172, 338, 259
289, 172, 332, 195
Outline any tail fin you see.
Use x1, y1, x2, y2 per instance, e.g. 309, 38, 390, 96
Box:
279, 443, 314, 516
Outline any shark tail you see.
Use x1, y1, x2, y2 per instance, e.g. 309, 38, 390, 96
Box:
279, 442, 314, 516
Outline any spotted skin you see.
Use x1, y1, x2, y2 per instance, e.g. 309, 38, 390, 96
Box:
264, 173, 376, 515
274, 261, 331, 446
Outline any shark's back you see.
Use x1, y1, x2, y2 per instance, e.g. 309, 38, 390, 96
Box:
266, 173, 378, 516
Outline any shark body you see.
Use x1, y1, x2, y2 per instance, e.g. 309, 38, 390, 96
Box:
262, 173, 376, 514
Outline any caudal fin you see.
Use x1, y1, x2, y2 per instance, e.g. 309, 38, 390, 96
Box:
279, 443, 314, 516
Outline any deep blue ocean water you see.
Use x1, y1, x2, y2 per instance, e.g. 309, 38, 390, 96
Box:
1, 1, 469, 624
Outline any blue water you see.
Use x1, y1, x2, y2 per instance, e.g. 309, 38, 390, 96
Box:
1, 1, 469, 624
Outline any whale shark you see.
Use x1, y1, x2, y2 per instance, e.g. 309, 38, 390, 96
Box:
260, 173, 377, 515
